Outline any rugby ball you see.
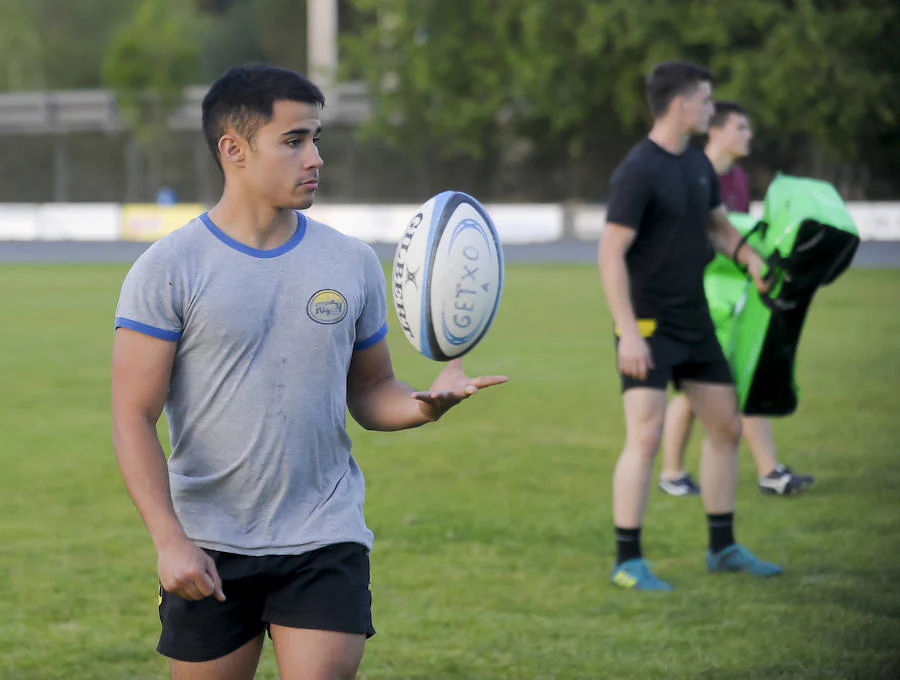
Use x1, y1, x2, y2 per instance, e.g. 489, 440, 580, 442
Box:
391, 191, 504, 361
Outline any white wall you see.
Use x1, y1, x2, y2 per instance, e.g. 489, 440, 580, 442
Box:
0, 201, 898, 243
572, 201, 899, 242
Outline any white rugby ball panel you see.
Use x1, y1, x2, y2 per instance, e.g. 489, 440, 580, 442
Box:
425, 195, 503, 360
391, 190, 503, 361
391, 195, 434, 352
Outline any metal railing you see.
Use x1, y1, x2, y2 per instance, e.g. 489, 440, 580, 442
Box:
0, 81, 372, 134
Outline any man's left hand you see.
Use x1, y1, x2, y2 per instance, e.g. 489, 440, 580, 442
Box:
412, 358, 507, 421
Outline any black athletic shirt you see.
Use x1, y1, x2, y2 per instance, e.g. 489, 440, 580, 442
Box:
606, 138, 722, 343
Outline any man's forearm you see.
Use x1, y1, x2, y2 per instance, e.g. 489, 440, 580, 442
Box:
711, 222, 761, 268
112, 416, 187, 550
599, 245, 641, 339
348, 377, 432, 432
711, 221, 740, 258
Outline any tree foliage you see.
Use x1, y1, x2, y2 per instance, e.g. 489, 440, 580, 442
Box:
342, 0, 900, 174
193, 0, 308, 80
340, 0, 513, 158
102, 0, 205, 146
0, 0, 141, 91
1, 0, 897, 196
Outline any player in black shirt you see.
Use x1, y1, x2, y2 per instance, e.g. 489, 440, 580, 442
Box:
599, 61, 782, 590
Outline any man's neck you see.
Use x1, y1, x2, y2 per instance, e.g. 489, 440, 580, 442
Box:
648, 116, 690, 155
207, 190, 298, 250
705, 143, 736, 175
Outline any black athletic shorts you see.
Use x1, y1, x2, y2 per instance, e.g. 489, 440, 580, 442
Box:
616, 331, 734, 392
157, 542, 374, 663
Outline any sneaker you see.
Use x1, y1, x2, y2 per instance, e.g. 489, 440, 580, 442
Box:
759, 465, 815, 496
706, 544, 782, 577
610, 558, 674, 591
659, 472, 701, 496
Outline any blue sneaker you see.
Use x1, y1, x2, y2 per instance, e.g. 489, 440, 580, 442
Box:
706, 544, 782, 577
610, 558, 674, 591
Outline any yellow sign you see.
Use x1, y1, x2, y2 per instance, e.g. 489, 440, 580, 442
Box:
120, 204, 206, 242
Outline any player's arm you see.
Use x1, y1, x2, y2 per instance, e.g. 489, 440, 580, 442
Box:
346, 339, 430, 430
599, 223, 653, 381
707, 205, 769, 293
111, 329, 224, 601
346, 339, 507, 431
598, 223, 640, 340
598, 159, 655, 380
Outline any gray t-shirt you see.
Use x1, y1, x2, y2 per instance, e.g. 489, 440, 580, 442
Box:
115, 211, 388, 556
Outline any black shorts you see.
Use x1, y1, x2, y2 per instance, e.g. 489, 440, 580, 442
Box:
157, 542, 374, 663
617, 332, 733, 392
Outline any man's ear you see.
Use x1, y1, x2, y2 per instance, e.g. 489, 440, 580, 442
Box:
218, 134, 246, 169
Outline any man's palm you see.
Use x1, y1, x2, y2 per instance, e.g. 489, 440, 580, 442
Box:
412, 358, 507, 419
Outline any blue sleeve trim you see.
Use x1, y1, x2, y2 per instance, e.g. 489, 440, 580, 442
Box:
115, 317, 182, 342
353, 321, 388, 351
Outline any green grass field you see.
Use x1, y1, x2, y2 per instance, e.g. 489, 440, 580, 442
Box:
1, 263, 898, 680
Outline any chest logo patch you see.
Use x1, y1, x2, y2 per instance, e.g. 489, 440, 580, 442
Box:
307, 289, 348, 325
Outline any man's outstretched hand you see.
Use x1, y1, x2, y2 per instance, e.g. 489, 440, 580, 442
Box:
412, 358, 507, 421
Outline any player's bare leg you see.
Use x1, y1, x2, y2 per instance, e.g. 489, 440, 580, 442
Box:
741, 415, 778, 476
270, 626, 366, 680
614, 388, 669, 527
683, 382, 741, 514
659, 393, 701, 495
660, 393, 695, 479
169, 633, 264, 680
610, 388, 674, 590
683, 380, 782, 576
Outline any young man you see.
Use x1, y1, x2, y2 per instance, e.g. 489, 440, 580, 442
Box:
599, 62, 782, 591
659, 101, 815, 498
111, 64, 506, 680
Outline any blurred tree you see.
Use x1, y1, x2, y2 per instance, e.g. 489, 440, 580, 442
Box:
0, 0, 310, 94
340, 0, 514, 159
196, 0, 267, 80
0, 0, 311, 93
0, 0, 44, 90
258, 0, 308, 73
192, 0, 308, 80
0, 0, 141, 91
342, 0, 900, 198
192, 0, 239, 13
103, 0, 205, 146
103, 0, 207, 198
338, 0, 519, 198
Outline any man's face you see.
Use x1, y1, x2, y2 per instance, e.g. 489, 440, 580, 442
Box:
679, 81, 715, 134
239, 100, 324, 210
716, 112, 753, 158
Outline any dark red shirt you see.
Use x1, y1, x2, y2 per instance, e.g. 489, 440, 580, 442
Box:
718, 165, 750, 213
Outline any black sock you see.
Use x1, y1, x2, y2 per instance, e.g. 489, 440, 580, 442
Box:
707, 512, 735, 554
614, 526, 642, 565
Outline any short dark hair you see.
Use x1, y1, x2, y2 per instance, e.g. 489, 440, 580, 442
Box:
202, 63, 325, 169
709, 100, 749, 128
645, 61, 713, 119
